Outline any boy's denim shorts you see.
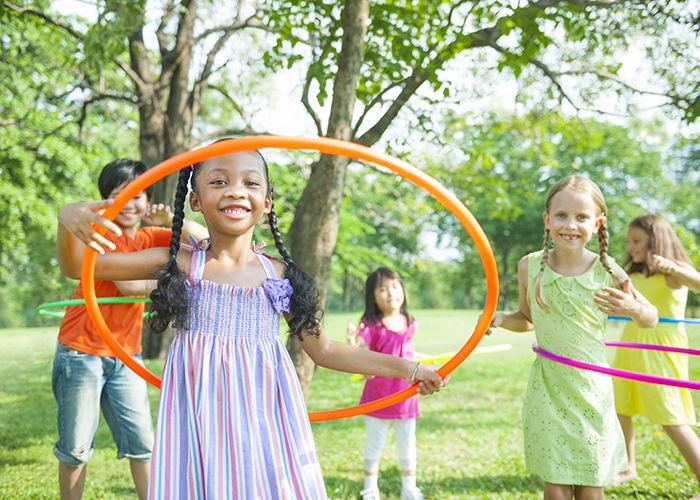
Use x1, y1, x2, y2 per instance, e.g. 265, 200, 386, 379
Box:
52, 342, 154, 467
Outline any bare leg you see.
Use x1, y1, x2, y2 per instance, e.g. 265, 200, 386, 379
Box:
573, 485, 604, 500
58, 462, 86, 500
543, 482, 573, 500
663, 424, 700, 499
129, 459, 150, 500
610, 414, 637, 486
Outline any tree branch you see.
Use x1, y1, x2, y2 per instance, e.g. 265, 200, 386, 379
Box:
156, 0, 177, 56
563, 68, 686, 102
206, 84, 254, 128
3, 1, 82, 38
489, 42, 582, 111
300, 38, 335, 137
352, 78, 407, 137
193, 127, 265, 147
194, 16, 267, 43
356, 23, 503, 147
301, 72, 324, 137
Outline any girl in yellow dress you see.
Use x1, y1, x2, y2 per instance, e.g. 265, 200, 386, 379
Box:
612, 214, 700, 498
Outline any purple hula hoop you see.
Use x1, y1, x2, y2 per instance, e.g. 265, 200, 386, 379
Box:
532, 343, 700, 391
605, 341, 700, 356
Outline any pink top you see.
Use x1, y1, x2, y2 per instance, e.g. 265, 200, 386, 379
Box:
358, 318, 420, 420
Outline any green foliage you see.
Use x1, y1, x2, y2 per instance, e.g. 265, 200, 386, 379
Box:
414, 111, 684, 309
263, 0, 699, 126
0, 8, 139, 327
326, 163, 434, 310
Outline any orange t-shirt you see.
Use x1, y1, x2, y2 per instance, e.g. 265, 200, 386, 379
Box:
57, 226, 172, 357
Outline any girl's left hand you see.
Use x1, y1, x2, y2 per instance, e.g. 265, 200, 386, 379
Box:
593, 280, 640, 316
411, 363, 448, 395
142, 204, 173, 226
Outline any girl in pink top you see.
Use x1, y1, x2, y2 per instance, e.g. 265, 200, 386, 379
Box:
347, 267, 423, 500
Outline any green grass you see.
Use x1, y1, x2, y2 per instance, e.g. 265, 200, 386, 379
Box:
1, 312, 699, 499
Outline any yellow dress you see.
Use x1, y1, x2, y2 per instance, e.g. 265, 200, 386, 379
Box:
612, 273, 696, 425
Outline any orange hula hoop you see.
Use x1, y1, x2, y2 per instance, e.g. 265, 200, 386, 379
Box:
81, 135, 499, 421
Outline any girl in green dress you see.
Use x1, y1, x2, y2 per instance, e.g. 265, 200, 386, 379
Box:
612, 214, 700, 498
490, 175, 658, 500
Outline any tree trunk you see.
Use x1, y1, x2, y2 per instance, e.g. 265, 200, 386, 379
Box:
130, 1, 200, 359
285, 0, 369, 401
342, 268, 352, 311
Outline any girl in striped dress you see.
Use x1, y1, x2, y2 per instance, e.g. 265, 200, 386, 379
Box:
64, 148, 445, 499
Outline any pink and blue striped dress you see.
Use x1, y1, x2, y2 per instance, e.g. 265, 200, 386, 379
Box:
148, 240, 328, 499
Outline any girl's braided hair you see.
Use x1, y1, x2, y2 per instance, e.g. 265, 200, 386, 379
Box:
148, 150, 323, 339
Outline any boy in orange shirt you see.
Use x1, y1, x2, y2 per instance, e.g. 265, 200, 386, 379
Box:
53, 159, 206, 500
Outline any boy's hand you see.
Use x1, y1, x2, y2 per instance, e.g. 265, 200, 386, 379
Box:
59, 200, 122, 254
142, 203, 173, 226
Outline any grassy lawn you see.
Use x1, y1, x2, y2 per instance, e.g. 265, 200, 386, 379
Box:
1, 311, 699, 499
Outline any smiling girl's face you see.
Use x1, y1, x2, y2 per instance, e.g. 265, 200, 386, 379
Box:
373, 277, 405, 316
189, 152, 272, 236
543, 190, 605, 251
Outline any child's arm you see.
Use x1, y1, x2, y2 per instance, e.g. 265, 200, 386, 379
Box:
593, 265, 658, 328
58, 228, 170, 282
298, 329, 445, 395
652, 255, 700, 292
113, 280, 159, 296
57, 199, 204, 279
490, 256, 534, 333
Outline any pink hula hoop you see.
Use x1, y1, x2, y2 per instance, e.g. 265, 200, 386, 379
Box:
533, 342, 700, 391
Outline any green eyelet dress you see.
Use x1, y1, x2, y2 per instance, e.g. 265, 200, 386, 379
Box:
522, 250, 627, 486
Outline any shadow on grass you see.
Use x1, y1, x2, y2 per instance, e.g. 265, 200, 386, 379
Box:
326, 466, 541, 499
0, 360, 56, 451
424, 473, 541, 496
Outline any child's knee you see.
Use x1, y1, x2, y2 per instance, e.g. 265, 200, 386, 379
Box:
54, 443, 93, 467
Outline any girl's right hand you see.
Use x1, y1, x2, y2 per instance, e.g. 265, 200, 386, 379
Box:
58, 200, 122, 254
411, 363, 447, 395
485, 313, 504, 335
346, 322, 359, 345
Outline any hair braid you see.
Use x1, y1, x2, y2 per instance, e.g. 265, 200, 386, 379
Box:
597, 222, 622, 289
267, 199, 323, 340
148, 168, 191, 333
534, 228, 551, 311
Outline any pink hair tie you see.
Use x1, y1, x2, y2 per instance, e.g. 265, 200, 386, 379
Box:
252, 240, 278, 260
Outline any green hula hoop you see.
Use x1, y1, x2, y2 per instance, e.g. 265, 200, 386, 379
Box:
36, 297, 151, 318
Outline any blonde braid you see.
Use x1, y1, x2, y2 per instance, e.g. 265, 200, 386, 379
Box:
598, 223, 623, 289
534, 228, 551, 311
597, 223, 613, 272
